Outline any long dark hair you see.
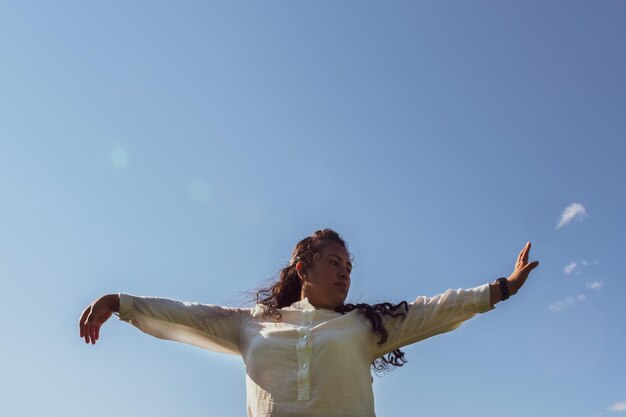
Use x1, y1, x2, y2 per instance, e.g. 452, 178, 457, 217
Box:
255, 228, 409, 372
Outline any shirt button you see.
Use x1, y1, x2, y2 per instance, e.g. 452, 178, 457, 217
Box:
302, 335, 309, 341
302, 363, 308, 369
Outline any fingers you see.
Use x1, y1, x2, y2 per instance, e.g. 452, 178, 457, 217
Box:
523, 242, 531, 263
523, 260, 540, 272
80, 309, 91, 342
516, 242, 531, 267
80, 307, 99, 345
85, 314, 93, 344
85, 323, 98, 344
79, 307, 89, 339
516, 245, 524, 264
90, 325, 97, 345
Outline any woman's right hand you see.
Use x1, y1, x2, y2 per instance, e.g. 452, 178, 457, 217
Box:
79, 294, 120, 345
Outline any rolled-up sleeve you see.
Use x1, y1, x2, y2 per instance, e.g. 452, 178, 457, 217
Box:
116, 293, 250, 355
374, 284, 494, 358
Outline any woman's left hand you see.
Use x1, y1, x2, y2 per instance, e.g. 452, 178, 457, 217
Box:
507, 242, 540, 295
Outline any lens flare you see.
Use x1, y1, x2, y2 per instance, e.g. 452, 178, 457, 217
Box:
187, 179, 210, 203
111, 148, 129, 168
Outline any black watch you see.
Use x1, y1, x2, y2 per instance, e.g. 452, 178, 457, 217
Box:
496, 277, 510, 301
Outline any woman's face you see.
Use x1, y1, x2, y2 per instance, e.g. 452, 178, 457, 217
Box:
297, 241, 352, 310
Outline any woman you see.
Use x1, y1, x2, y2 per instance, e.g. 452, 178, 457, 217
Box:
79, 228, 539, 417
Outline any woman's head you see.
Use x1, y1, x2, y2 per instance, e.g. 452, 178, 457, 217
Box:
256, 228, 352, 311
295, 238, 352, 309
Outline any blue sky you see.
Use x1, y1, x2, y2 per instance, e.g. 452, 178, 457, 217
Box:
1, 1, 625, 416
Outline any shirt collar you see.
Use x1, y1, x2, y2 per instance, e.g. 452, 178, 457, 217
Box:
288, 297, 317, 311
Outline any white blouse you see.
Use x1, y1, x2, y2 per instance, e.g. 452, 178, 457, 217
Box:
117, 284, 494, 417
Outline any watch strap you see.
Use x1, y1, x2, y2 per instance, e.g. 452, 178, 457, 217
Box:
496, 277, 510, 301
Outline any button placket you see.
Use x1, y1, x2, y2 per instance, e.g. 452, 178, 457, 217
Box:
296, 309, 314, 401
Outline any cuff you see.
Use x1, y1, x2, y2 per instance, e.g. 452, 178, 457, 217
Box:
117, 293, 134, 321
472, 283, 495, 313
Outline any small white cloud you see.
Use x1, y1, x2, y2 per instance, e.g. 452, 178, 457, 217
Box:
564, 262, 577, 274
549, 294, 586, 311
556, 203, 588, 229
563, 259, 599, 275
608, 401, 626, 412
549, 300, 567, 311
587, 281, 603, 290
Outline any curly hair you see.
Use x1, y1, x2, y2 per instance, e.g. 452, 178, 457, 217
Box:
255, 228, 409, 372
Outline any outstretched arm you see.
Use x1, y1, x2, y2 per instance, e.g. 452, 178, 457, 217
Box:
489, 241, 540, 307
373, 241, 540, 358
79, 293, 248, 355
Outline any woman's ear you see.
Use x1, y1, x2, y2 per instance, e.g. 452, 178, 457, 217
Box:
295, 261, 308, 282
